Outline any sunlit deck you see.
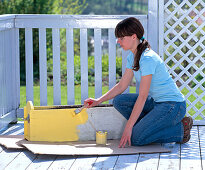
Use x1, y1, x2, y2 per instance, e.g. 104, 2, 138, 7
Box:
0, 122, 204, 170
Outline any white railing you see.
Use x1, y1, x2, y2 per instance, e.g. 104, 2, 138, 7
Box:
0, 14, 158, 125
16, 15, 148, 107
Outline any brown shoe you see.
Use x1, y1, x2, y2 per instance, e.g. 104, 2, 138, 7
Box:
181, 116, 193, 144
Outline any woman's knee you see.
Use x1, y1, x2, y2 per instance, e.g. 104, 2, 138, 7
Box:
113, 94, 134, 120
131, 135, 146, 146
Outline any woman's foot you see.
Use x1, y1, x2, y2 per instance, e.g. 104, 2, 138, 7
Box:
181, 116, 193, 144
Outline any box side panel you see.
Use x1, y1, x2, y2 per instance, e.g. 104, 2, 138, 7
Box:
29, 109, 88, 142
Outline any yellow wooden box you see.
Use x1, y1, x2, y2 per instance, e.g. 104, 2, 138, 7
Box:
24, 101, 88, 142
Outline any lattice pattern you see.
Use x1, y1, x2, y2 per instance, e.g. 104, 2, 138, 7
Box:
163, 0, 205, 120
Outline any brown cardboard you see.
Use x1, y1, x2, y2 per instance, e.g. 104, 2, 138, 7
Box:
0, 135, 25, 149
18, 139, 170, 155
0, 135, 170, 155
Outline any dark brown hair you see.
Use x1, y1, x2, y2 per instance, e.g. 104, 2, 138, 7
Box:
115, 17, 150, 71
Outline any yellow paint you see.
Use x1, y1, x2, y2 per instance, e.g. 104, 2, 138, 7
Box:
96, 131, 107, 145
24, 101, 88, 142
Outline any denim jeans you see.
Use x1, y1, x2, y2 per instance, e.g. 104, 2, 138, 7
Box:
113, 93, 186, 146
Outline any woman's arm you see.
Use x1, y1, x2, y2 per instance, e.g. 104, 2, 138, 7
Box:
119, 74, 152, 147
85, 68, 134, 107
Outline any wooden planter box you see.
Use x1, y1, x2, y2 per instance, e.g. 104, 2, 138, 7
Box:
24, 101, 126, 142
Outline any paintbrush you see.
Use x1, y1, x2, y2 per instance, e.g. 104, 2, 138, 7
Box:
74, 101, 93, 114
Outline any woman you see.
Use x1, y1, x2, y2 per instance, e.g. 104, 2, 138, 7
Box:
84, 17, 193, 147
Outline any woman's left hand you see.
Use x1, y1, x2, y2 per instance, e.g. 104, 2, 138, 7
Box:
119, 123, 133, 148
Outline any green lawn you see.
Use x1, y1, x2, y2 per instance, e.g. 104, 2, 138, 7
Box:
20, 85, 137, 108
181, 87, 205, 120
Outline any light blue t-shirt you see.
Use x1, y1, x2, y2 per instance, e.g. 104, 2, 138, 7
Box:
126, 49, 185, 102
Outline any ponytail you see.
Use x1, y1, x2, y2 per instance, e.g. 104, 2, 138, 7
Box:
133, 39, 150, 71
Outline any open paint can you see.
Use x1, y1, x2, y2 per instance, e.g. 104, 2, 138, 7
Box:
96, 130, 107, 145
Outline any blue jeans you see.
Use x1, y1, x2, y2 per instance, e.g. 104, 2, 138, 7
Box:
113, 93, 186, 146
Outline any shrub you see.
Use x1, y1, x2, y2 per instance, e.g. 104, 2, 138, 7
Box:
47, 52, 122, 86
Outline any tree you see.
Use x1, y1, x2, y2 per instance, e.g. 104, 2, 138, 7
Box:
81, 0, 148, 15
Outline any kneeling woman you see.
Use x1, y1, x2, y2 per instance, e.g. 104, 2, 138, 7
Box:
85, 17, 193, 147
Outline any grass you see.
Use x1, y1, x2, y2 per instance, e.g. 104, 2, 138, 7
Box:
20, 85, 137, 108
181, 87, 205, 120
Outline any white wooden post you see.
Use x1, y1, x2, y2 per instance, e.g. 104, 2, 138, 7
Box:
11, 29, 16, 110
148, 0, 159, 53
15, 28, 20, 110
52, 28, 61, 105
94, 29, 102, 99
39, 28, 47, 106
25, 28, 33, 102
158, 0, 164, 59
0, 16, 18, 128
108, 28, 116, 104
66, 28, 75, 105
0, 31, 4, 117
5, 30, 11, 112
80, 29, 88, 104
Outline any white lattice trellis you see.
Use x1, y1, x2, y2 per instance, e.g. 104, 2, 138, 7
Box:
159, 0, 205, 124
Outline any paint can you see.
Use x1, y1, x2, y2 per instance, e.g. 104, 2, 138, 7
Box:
96, 130, 107, 145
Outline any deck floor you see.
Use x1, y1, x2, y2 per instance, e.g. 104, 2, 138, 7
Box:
0, 122, 204, 170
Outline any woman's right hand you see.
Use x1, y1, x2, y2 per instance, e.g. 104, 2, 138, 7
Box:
84, 98, 101, 108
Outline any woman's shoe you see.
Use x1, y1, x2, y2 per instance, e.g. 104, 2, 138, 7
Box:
181, 116, 193, 144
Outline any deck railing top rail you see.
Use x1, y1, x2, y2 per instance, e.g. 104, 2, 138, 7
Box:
14, 14, 147, 28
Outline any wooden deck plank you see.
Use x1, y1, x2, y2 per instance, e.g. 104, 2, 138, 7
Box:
0, 147, 21, 169
0, 123, 25, 170
180, 126, 202, 170
4, 150, 36, 170
136, 153, 159, 170
92, 156, 118, 169
114, 154, 139, 169
0, 123, 204, 170
48, 155, 77, 170
69, 156, 97, 170
26, 154, 56, 170
0, 122, 24, 135
198, 126, 205, 170
158, 143, 180, 170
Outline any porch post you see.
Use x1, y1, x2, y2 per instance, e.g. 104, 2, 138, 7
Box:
148, 0, 159, 53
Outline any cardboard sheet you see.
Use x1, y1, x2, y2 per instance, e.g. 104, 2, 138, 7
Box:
18, 139, 170, 155
0, 135, 25, 149
0, 135, 170, 155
